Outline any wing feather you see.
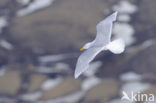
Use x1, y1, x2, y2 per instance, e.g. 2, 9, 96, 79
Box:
94, 12, 118, 46
74, 47, 102, 78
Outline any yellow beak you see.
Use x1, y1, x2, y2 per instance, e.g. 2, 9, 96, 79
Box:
80, 48, 84, 51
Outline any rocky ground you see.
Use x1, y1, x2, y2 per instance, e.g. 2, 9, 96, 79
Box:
0, 0, 156, 103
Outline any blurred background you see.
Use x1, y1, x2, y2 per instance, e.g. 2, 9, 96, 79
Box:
0, 0, 156, 103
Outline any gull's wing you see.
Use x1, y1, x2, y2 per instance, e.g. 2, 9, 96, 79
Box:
74, 47, 102, 78
94, 12, 118, 46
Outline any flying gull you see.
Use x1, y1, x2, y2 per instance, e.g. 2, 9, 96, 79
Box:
74, 12, 125, 78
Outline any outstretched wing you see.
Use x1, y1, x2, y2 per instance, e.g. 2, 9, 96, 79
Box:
74, 47, 102, 78
94, 12, 118, 46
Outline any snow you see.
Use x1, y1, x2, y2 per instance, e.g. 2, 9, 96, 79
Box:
21, 92, 42, 101
113, 1, 138, 14
41, 78, 62, 90
112, 0, 137, 46
113, 23, 135, 46
83, 61, 102, 77
39, 54, 66, 63
0, 40, 13, 50
17, 0, 55, 16
0, 68, 6, 76
39, 53, 78, 63
36, 66, 55, 73
82, 76, 101, 91
36, 63, 71, 73
118, 14, 131, 22
54, 63, 71, 72
0, 17, 8, 33
120, 72, 142, 82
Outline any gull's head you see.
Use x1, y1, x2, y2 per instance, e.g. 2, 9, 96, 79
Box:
80, 42, 92, 51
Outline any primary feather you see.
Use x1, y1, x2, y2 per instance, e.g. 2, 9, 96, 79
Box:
94, 11, 117, 46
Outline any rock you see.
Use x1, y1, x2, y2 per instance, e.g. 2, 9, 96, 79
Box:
97, 42, 156, 78
0, 71, 21, 95
130, 43, 156, 74
28, 74, 48, 92
0, 0, 9, 6
120, 72, 142, 82
10, 0, 115, 53
138, 0, 156, 24
134, 0, 156, 44
96, 53, 129, 78
40, 77, 81, 100
84, 78, 119, 103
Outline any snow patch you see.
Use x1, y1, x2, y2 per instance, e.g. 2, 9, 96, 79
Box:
113, 23, 135, 46
120, 72, 142, 82
0, 68, 6, 76
0, 17, 8, 33
83, 61, 102, 77
0, 40, 13, 50
21, 92, 42, 101
118, 14, 131, 22
39, 53, 78, 63
82, 76, 101, 91
17, 0, 55, 16
113, 1, 137, 14
41, 78, 62, 90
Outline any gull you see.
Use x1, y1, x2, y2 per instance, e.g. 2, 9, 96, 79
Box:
74, 12, 125, 78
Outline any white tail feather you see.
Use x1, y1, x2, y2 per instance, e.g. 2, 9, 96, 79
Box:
106, 38, 125, 54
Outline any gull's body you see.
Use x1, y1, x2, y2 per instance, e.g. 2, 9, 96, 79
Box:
74, 12, 125, 78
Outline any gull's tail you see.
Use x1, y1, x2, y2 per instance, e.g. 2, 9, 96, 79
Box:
106, 38, 125, 54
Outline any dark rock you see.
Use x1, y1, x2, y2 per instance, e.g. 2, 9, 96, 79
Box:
28, 74, 48, 92
0, 71, 21, 95
84, 78, 119, 103
40, 76, 81, 100
0, 0, 9, 7
130, 43, 156, 74
133, 0, 156, 44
